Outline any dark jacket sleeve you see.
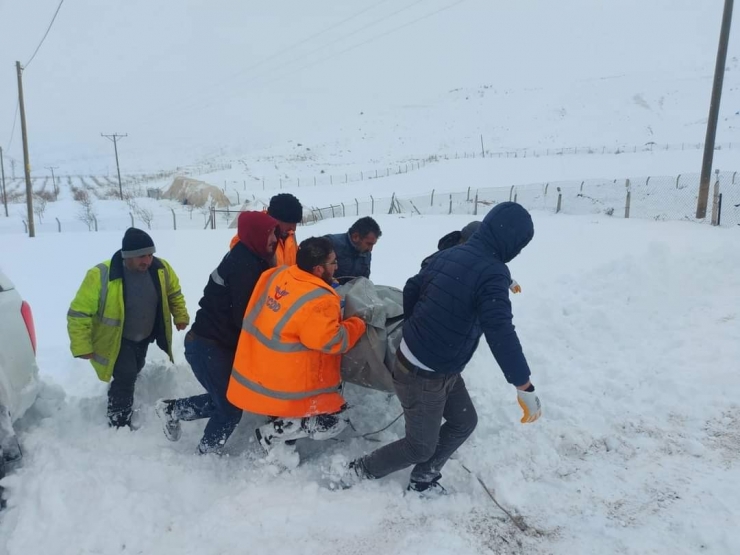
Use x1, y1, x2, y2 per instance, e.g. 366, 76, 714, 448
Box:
403, 272, 423, 319
363, 253, 372, 278
227, 249, 264, 329
476, 272, 531, 386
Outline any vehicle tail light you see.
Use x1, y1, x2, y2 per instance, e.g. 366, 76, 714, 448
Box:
21, 301, 37, 355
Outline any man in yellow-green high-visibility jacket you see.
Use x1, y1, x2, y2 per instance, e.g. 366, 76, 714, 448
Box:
67, 228, 189, 428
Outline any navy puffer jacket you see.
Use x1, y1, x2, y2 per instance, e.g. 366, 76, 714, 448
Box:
402, 202, 534, 385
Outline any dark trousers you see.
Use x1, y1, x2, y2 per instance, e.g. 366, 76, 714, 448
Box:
108, 338, 149, 427
362, 356, 478, 484
175, 334, 242, 451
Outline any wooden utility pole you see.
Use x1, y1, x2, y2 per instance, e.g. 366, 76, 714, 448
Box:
16, 61, 35, 237
46, 165, 58, 199
697, 0, 734, 218
101, 133, 127, 200
0, 146, 8, 217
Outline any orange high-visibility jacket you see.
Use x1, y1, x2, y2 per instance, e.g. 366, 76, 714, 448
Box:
227, 265, 366, 418
229, 232, 297, 266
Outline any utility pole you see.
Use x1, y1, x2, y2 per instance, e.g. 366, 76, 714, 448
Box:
16, 61, 34, 237
101, 133, 127, 200
10, 159, 16, 179
0, 146, 8, 217
45, 165, 58, 200
697, 0, 734, 219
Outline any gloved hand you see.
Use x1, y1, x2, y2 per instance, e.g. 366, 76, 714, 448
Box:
517, 388, 541, 423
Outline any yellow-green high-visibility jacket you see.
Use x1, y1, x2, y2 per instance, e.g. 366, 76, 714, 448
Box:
67, 251, 190, 382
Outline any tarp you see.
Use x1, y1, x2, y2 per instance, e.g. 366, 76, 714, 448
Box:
336, 278, 403, 393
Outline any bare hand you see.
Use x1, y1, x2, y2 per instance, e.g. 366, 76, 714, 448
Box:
175, 323, 188, 331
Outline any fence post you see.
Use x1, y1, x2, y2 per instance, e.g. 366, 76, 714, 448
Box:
388, 193, 396, 214
448, 195, 453, 215
314, 177, 317, 186
330, 205, 335, 218
733, 171, 737, 184
298, 178, 300, 187
717, 193, 723, 226
262, 179, 265, 190
430, 189, 435, 206
330, 175, 333, 185
473, 191, 478, 216
675, 174, 681, 189
580, 180, 584, 193
129, 212, 134, 227
234, 190, 240, 204
711, 180, 721, 225
341, 203, 345, 217
355, 198, 359, 215
509, 185, 514, 201
467, 186, 470, 201
646, 176, 651, 186
514, 192, 518, 203
544, 183, 549, 195
375, 170, 378, 178
93, 216, 98, 232
22, 220, 27, 233
171, 208, 177, 230
556, 187, 562, 214
279, 178, 282, 189
371, 195, 375, 214
243, 180, 246, 190
624, 179, 631, 218
345, 173, 348, 183
56, 217, 61, 232
361, 171, 363, 180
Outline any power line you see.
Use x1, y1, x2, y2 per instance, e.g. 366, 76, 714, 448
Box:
141, 0, 427, 124
173, 0, 467, 117
24, 0, 66, 68
6, 100, 19, 151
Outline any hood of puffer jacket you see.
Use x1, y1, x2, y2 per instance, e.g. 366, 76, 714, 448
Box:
467, 202, 534, 263
237, 211, 279, 261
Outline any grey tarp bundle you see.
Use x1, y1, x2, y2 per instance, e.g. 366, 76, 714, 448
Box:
336, 277, 403, 393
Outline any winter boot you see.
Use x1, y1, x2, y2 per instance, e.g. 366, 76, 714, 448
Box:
407, 475, 448, 498
155, 399, 182, 442
255, 418, 310, 452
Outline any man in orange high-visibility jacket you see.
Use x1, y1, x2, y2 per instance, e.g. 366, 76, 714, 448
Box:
227, 236, 366, 451
229, 193, 302, 265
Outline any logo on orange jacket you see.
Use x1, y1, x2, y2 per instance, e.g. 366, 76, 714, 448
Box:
274, 285, 289, 300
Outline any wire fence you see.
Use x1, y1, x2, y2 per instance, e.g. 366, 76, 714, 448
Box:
2, 170, 738, 235
306, 171, 740, 228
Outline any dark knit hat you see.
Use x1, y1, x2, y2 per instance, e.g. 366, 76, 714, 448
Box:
460, 221, 482, 242
267, 193, 303, 223
121, 227, 156, 259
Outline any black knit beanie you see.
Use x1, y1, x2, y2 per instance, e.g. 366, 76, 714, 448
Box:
267, 193, 303, 223
121, 227, 156, 259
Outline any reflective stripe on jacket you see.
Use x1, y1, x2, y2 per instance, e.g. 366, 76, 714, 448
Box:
227, 265, 366, 418
67, 252, 189, 382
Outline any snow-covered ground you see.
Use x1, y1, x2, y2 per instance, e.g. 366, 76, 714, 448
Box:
1, 0, 740, 552
1, 208, 739, 554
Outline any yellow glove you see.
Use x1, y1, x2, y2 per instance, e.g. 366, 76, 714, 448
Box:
517, 388, 541, 423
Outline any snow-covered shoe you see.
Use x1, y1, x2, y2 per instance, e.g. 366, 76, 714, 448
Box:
407, 476, 448, 498
155, 399, 181, 442
328, 458, 373, 490
255, 418, 310, 453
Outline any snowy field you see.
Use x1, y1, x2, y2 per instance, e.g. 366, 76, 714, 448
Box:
1, 209, 739, 555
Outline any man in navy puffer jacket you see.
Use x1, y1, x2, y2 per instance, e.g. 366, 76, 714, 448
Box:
348, 202, 541, 494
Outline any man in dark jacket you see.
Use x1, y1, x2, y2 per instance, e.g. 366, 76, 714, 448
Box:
325, 216, 382, 285
346, 202, 541, 494
155, 211, 279, 454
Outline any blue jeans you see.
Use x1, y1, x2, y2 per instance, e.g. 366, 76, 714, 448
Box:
175, 334, 242, 451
